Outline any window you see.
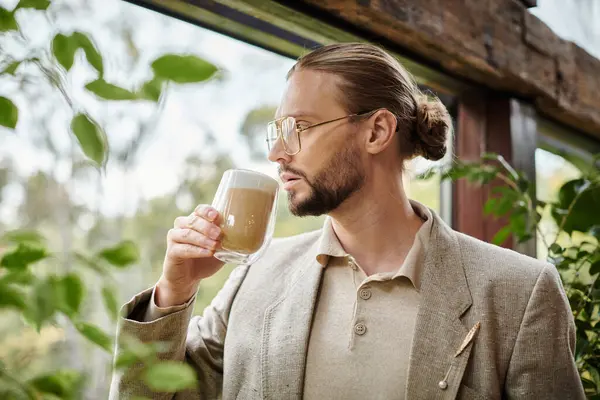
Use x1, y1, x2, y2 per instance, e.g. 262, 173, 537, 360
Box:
536, 117, 600, 259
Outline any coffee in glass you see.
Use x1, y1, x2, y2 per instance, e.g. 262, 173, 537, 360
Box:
211, 169, 278, 264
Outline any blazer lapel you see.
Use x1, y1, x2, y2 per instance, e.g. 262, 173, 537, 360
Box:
406, 213, 474, 400
260, 241, 323, 400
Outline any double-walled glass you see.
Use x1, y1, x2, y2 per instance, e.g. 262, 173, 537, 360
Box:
211, 169, 279, 264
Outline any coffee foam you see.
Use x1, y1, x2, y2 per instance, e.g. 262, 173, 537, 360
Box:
225, 169, 279, 193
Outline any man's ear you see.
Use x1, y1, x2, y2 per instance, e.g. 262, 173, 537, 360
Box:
365, 109, 397, 155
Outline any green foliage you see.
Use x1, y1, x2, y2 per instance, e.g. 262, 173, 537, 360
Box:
16, 0, 51, 11
1, 243, 47, 269
102, 285, 120, 321
143, 362, 197, 392
425, 152, 600, 396
70, 113, 107, 167
151, 54, 217, 83
85, 79, 138, 101
0, 7, 17, 32
97, 240, 139, 267
0, 96, 18, 129
1, 4, 222, 396
27, 369, 81, 398
75, 322, 112, 353
0, 61, 20, 75
51, 32, 103, 76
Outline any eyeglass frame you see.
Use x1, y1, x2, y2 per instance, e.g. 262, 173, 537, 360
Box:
266, 109, 382, 156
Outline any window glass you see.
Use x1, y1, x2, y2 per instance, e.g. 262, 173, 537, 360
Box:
535, 148, 582, 259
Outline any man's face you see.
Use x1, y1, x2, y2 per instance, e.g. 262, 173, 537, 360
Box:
268, 69, 366, 217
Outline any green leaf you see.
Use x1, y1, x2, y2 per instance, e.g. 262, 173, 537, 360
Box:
59, 274, 84, 316
97, 240, 139, 267
0, 7, 18, 32
0, 96, 18, 129
483, 198, 497, 215
138, 76, 163, 102
75, 322, 113, 352
1, 61, 21, 75
0, 284, 26, 310
102, 285, 119, 321
151, 54, 217, 83
85, 79, 137, 100
72, 32, 103, 76
549, 243, 563, 254
16, 0, 51, 10
73, 251, 106, 274
52, 33, 77, 71
143, 361, 197, 392
0, 270, 35, 285
591, 261, 600, 276
28, 370, 81, 397
26, 277, 59, 330
2, 229, 46, 245
115, 350, 140, 370
1, 243, 48, 269
491, 226, 512, 246
552, 178, 600, 234
70, 113, 107, 166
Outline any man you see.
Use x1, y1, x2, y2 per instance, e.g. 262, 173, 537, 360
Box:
110, 43, 584, 399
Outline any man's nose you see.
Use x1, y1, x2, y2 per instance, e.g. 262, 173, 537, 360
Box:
267, 135, 292, 164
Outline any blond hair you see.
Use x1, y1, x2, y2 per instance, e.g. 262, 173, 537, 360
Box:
288, 43, 451, 161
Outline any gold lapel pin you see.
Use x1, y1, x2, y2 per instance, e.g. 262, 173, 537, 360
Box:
438, 322, 481, 391
455, 321, 481, 357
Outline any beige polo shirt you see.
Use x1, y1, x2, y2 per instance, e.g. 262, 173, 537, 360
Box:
303, 201, 432, 400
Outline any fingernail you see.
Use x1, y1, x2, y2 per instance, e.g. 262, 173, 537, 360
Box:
210, 227, 221, 239
208, 210, 217, 220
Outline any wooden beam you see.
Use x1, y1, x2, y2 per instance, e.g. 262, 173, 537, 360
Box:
288, 0, 600, 141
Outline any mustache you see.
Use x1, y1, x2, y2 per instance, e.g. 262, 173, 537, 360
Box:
278, 165, 308, 180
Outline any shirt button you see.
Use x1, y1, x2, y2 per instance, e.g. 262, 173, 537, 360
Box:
354, 323, 367, 335
359, 288, 372, 300
348, 259, 357, 270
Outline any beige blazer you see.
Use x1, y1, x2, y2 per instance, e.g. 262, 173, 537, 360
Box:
110, 210, 585, 400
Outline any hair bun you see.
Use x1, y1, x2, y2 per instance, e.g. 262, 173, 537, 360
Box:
414, 94, 451, 161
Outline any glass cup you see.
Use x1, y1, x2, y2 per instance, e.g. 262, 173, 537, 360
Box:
211, 169, 279, 264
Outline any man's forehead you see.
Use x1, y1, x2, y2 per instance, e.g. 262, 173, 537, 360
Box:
275, 70, 344, 119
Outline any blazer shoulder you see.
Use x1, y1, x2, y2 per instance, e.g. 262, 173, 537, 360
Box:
251, 229, 322, 271
454, 230, 550, 285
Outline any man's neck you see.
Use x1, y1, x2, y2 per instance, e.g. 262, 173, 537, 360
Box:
329, 180, 423, 276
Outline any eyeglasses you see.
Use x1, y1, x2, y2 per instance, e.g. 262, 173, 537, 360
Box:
266, 109, 379, 156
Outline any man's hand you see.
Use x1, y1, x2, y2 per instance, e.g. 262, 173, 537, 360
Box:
155, 205, 225, 307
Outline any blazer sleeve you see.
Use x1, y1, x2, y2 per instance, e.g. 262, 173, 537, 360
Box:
504, 264, 585, 399
109, 265, 249, 400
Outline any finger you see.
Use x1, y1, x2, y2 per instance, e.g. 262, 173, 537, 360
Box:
168, 228, 219, 251
168, 242, 214, 259
173, 215, 222, 240
193, 204, 219, 222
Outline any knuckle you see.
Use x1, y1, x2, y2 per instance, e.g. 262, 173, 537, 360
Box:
174, 216, 186, 227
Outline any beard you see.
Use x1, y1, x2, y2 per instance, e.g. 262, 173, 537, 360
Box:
280, 142, 366, 217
